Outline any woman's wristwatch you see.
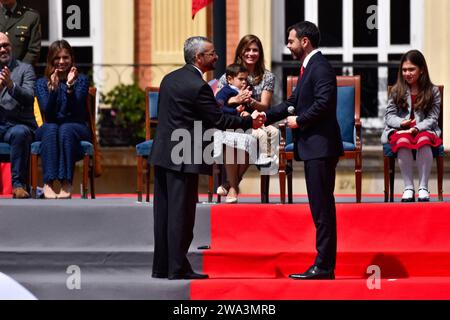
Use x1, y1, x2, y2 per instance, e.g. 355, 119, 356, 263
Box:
66, 80, 76, 93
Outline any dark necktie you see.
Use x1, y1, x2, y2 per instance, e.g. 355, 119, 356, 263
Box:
5, 10, 12, 18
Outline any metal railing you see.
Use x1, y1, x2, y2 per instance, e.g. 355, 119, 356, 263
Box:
34, 63, 182, 92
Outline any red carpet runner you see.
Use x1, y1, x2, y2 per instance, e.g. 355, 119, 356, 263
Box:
191, 203, 450, 300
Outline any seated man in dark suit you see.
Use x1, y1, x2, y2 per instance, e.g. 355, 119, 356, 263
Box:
0, 32, 36, 198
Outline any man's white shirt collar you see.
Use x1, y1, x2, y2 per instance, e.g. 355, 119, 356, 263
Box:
192, 65, 203, 76
302, 49, 320, 69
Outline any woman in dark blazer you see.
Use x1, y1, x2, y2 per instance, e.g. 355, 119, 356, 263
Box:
35, 40, 91, 199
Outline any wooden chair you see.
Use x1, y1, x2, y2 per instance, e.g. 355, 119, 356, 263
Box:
136, 87, 216, 202
136, 87, 158, 202
31, 87, 98, 199
383, 85, 444, 202
279, 75, 362, 203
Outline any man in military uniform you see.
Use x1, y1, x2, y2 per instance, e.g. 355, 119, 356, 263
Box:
0, 0, 40, 65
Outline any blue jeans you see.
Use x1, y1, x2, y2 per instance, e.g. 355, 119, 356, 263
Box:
0, 124, 34, 188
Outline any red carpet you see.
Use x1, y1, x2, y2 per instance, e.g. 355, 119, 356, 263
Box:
191, 278, 450, 300
192, 203, 450, 300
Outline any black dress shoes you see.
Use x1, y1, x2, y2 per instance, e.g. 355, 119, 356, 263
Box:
151, 272, 168, 279
168, 271, 209, 280
289, 266, 335, 280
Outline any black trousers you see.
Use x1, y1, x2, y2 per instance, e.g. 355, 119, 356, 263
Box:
304, 157, 339, 271
152, 165, 199, 277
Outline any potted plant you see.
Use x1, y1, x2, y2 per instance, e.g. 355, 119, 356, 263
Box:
99, 83, 146, 146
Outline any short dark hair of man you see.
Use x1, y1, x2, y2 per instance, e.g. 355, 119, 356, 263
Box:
225, 63, 248, 79
288, 21, 321, 49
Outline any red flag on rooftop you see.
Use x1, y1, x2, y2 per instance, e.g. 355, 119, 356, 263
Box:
192, 0, 213, 19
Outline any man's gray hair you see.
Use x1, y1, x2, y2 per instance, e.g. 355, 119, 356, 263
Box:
184, 36, 211, 64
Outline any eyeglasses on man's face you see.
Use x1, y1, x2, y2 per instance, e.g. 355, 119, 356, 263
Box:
201, 51, 217, 57
0, 42, 11, 50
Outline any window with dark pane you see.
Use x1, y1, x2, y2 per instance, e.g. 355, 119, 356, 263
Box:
285, 0, 304, 44
323, 54, 343, 76
388, 54, 403, 87
319, 0, 343, 47
354, 55, 378, 117
391, 0, 410, 45
72, 46, 93, 82
62, 0, 90, 37
35, 45, 48, 78
22, 0, 49, 41
353, 0, 378, 47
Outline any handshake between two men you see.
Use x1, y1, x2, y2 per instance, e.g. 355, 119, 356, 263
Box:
250, 110, 299, 130
232, 86, 267, 130
235, 86, 298, 130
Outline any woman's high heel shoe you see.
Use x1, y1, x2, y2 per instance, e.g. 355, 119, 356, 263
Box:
216, 185, 229, 196
225, 187, 239, 204
225, 195, 238, 203
43, 183, 57, 199
58, 181, 72, 199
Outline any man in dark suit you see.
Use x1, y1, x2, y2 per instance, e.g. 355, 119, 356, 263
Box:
150, 36, 264, 280
0, 0, 41, 65
0, 32, 36, 199
265, 21, 343, 280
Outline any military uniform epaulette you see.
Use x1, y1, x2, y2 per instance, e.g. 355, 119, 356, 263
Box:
0, 3, 41, 65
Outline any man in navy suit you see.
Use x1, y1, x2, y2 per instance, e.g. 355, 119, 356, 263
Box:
150, 36, 264, 280
265, 21, 343, 280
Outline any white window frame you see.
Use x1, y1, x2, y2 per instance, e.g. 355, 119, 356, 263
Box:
272, 0, 424, 128
44, 0, 103, 66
